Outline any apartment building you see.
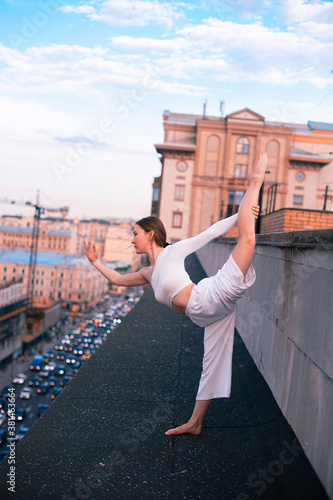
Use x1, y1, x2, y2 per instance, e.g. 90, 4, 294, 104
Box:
0, 249, 108, 311
0, 278, 27, 365
153, 108, 333, 240
0, 215, 78, 254
104, 222, 139, 271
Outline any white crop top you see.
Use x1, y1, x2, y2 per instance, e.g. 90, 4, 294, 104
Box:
150, 213, 238, 308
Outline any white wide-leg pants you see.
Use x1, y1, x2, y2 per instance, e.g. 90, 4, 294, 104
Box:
185, 254, 256, 400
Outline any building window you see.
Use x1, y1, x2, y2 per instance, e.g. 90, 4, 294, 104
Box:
227, 191, 244, 216
236, 137, 249, 154
58, 292, 61, 299
69, 293, 71, 299
152, 187, 159, 202
267, 139, 279, 158
175, 185, 185, 201
293, 195, 303, 205
207, 135, 220, 152
172, 212, 183, 228
59, 281, 62, 287
235, 164, 247, 179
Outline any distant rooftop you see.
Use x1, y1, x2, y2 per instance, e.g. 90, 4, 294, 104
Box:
0, 225, 73, 236
308, 121, 333, 131
162, 109, 333, 132
0, 249, 90, 267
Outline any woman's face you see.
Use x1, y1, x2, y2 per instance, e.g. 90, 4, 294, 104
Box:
132, 224, 150, 254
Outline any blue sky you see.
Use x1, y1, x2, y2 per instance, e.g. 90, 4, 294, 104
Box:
0, 0, 333, 220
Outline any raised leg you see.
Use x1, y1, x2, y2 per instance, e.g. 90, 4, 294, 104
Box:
232, 153, 267, 277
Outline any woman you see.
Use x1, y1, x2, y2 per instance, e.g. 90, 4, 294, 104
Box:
84, 153, 267, 436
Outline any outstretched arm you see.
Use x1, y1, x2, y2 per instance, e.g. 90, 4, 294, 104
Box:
169, 206, 259, 260
84, 240, 150, 287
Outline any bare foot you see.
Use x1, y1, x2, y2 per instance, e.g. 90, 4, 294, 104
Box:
247, 153, 268, 184
165, 420, 202, 436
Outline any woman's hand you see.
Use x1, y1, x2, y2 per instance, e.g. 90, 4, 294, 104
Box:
83, 240, 98, 264
251, 205, 260, 219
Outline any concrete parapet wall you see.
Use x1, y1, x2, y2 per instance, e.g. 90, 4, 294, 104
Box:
196, 229, 333, 499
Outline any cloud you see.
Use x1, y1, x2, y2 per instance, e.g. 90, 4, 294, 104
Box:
61, 0, 183, 29
281, 0, 333, 24
0, 42, 205, 97
109, 36, 189, 53
60, 5, 96, 15
175, 18, 333, 86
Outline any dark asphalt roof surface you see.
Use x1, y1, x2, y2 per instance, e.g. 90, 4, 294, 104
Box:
0, 254, 328, 500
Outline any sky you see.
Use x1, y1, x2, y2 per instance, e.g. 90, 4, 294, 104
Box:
0, 0, 333, 221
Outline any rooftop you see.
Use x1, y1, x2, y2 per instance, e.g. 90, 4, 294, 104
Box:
0, 225, 73, 236
0, 254, 327, 499
0, 249, 90, 267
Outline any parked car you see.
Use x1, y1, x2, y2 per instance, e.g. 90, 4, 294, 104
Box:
37, 383, 49, 395
29, 376, 41, 387
1, 386, 14, 398
0, 412, 6, 426
15, 426, 29, 440
44, 362, 57, 372
13, 373, 27, 385
42, 354, 51, 363
14, 408, 26, 421
54, 365, 66, 376
30, 355, 44, 371
47, 376, 57, 387
37, 403, 49, 417
59, 376, 71, 387
39, 370, 50, 379
56, 353, 66, 361
66, 356, 76, 365
0, 430, 6, 445
51, 387, 62, 400
19, 387, 33, 399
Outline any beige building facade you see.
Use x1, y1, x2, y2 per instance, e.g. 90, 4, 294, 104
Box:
0, 249, 108, 310
104, 222, 139, 271
154, 109, 333, 240
0, 215, 78, 254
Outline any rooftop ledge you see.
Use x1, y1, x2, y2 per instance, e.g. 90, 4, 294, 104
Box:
0, 254, 328, 499
217, 228, 333, 250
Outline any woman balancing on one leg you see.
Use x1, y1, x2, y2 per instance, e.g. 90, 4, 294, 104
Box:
84, 152, 268, 436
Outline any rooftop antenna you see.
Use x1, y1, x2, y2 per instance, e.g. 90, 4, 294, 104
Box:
220, 100, 225, 119
203, 99, 207, 119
